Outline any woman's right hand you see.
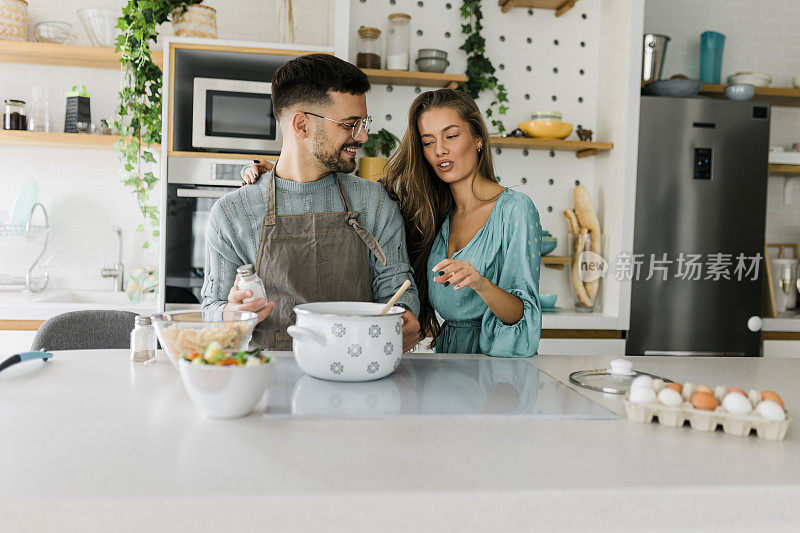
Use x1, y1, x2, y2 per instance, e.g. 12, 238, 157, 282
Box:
224, 275, 275, 323
241, 160, 275, 185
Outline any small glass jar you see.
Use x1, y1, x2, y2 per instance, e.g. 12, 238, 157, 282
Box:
386, 13, 411, 71
130, 315, 156, 364
356, 26, 382, 69
3, 99, 27, 130
237, 264, 267, 307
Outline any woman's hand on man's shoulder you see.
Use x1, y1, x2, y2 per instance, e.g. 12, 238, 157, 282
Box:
241, 160, 275, 185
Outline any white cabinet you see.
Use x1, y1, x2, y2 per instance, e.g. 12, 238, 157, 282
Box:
763, 341, 800, 358
0, 330, 36, 354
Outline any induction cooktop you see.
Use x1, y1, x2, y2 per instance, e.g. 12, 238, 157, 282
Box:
262, 357, 617, 419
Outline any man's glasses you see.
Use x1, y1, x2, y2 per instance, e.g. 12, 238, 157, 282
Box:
304, 112, 372, 139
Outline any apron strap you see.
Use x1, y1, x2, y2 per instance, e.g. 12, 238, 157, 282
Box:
334, 174, 389, 267
263, 170, 277, 227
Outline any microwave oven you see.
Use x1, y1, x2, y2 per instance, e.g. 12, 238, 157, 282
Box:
191, 77, 282, 153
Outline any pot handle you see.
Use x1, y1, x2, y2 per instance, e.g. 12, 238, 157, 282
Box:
286, 325, 327, 346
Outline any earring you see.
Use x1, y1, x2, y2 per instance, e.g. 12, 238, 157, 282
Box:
477, 145, 483, 153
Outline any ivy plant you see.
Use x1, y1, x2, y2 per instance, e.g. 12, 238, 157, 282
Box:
113, 0, 198, 248
459, 0, 509, 133
362, 128, 400, 158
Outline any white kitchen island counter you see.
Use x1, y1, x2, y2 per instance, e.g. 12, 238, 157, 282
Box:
2, 351, 799, 532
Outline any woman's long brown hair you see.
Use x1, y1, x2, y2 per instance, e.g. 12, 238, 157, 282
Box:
381, 88, 499, 346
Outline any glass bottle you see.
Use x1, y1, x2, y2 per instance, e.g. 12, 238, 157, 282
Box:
386, 13, 411, 71
130, 315, 156, 364
356, 26, 382, 69
237, 264, 267, 306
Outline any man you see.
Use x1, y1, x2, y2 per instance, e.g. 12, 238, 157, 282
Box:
201, 54, 421, 351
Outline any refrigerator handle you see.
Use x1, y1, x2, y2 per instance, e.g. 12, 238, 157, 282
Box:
747, 316, 763, 332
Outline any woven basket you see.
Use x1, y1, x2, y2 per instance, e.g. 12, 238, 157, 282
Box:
0, 0, 27, 41
171, 4, 217, 39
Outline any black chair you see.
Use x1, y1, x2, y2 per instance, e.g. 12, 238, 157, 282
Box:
31, 310, 138, 351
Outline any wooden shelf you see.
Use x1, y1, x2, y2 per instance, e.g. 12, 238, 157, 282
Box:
541, 256, 571, 270
769, 163, 800, 175
0, 40, 163, 69
489, 136, 612, 158
0, 130, 162, 150
499, 0, 579, 16
0, 42, 465, 89
699, 84, 800, 107
360, 68, 465, 89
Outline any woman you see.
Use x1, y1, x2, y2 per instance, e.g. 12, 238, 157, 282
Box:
382, 89, 541, 357
244, 89, 541, 357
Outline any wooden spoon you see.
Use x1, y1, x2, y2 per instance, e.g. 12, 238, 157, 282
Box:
380, 280, 412, 315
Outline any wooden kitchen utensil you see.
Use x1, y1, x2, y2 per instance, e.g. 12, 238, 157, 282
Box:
380, 279, 412, 315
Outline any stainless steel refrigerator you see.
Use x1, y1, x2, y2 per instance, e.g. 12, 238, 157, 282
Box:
627, 96, 770, 356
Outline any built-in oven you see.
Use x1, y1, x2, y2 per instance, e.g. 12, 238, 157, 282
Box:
192, 77, 282, 154
164, 157, 254, 304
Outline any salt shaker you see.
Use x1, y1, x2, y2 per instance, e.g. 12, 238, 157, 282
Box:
130, 315, 156, 364
237, 264, 267, 306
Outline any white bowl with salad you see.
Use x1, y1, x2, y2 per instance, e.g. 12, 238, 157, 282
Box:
178, 342, 272, 419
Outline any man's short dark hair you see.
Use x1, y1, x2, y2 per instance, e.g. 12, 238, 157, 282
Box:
271, 54, 370, 120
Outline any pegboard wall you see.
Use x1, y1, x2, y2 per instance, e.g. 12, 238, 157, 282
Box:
349, 0, 602, 299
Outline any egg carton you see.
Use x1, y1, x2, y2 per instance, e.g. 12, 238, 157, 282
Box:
623, 386, 791, 441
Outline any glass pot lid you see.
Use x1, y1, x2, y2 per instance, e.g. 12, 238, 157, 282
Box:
569, 359, 672, 395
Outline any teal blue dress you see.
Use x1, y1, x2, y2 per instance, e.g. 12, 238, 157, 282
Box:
428, 188, 542, 357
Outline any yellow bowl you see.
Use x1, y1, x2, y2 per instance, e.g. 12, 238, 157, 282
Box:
519, 120, 573, 140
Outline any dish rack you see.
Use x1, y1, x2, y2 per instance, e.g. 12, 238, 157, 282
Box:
0, 203, 50, 292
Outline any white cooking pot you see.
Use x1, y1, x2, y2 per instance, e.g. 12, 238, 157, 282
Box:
286, 302, 405, 382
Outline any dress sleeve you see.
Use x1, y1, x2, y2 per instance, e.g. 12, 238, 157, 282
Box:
479, 195, 542, 357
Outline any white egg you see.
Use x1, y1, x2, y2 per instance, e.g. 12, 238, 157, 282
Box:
652, 378, 665, 392
629, 386, 657, 405
721, 392, 752, 415
630, 375, 654, 390
682, 382, 695, 401
756, 400, 786, 421
657, 388, 683, 407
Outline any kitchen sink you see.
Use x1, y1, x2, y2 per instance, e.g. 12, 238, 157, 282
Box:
35, 291, 155, 307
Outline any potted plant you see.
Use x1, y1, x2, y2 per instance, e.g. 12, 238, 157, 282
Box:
359, 128, 399, 181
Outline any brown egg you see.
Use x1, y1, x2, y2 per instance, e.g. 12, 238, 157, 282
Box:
727, 387, 747, 396
696, 385, 713, 395
691, 392, 719, 411
665, 383, 683, 394
761, 390, 785, 409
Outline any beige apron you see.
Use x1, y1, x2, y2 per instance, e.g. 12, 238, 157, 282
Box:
252, 170, 388, 350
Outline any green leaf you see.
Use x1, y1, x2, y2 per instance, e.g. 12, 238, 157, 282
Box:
459, 0, 510, 132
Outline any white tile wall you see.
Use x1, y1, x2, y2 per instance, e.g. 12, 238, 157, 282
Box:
0, 0, 331, 293
644, 0, 800, 250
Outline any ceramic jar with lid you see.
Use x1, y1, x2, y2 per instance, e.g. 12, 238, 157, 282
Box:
356, 26, 382, 69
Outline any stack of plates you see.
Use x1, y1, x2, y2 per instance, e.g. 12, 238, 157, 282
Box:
727, 71, 772, 87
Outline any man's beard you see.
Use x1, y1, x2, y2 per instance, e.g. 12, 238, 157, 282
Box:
312, 127, 359, 174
